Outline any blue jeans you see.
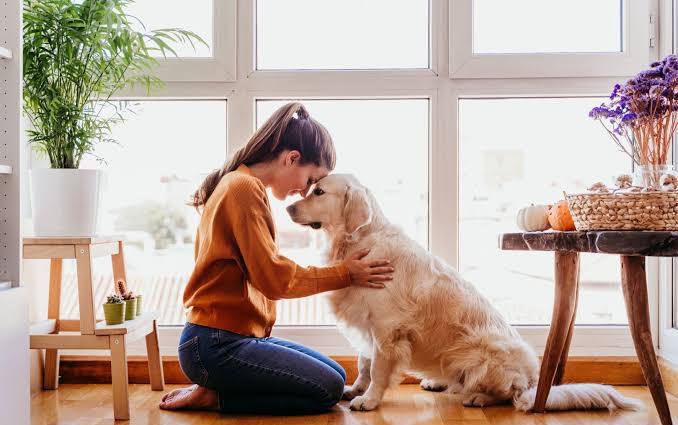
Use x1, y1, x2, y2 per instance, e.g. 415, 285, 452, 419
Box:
178, 322, 346, 414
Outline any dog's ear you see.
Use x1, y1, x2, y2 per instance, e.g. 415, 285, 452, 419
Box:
343, 185, 372, 234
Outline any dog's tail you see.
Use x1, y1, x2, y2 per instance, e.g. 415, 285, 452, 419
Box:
513, 384, 642, 412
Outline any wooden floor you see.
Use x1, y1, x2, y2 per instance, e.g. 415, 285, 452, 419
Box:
31, 384, 678, 425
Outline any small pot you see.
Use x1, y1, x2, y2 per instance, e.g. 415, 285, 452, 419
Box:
124, 298, 137, 320
135, 295, 142, 317
103, 303, 125, 325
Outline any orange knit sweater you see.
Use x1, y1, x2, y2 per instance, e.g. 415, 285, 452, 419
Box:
183, 164, 351, 337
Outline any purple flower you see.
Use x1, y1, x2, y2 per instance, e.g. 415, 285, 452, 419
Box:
622, 112, 637, 122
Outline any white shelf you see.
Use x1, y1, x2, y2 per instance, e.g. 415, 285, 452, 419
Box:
0, 46, 12, 59
0, 165, 12, 174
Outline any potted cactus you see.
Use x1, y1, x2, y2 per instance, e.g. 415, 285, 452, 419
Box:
103, 294, 125, 325
116, 279, 139, 321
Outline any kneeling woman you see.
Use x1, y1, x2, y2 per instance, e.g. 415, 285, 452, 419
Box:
160, 102, 393, 414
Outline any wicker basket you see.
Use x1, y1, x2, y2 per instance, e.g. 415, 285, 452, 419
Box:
565, 191, 678, 230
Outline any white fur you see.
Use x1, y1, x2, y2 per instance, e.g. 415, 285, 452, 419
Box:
288, 174, 642, 412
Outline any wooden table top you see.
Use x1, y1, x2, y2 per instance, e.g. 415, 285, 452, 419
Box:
499, 231, 678, 257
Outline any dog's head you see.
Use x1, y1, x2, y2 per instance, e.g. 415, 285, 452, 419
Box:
286, 174, 372, 235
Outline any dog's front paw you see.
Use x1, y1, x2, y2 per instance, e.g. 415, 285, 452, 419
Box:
349, 395, 380, 411
342, 385, 366, 401
420, 378, 448, 392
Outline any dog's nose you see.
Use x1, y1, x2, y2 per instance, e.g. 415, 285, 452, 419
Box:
286, 204, 297, 216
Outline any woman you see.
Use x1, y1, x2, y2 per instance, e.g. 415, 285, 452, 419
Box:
159, 102, 393, 414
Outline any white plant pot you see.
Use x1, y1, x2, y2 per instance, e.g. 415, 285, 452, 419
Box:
30, 169, 103, 237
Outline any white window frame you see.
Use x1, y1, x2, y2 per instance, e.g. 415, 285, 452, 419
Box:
150, 0, 237, 82
35, 0, 665, 357
450, 0, 653, 79
657, 0, 678, 364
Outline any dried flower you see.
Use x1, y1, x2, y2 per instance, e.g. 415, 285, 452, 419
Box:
589, 54, 678, 167
588, 182, 610, 192
614, 174, 633, 189
660, 173, 678, 191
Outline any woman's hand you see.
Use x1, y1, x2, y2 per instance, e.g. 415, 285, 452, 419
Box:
343, 248, 394, 289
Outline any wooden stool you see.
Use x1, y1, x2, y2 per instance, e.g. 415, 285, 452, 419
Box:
501, 231, 676, 425
26, 237, 165, 421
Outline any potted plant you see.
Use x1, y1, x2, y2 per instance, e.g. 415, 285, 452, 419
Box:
589, 54, 678, 189
23, 0, 204, 236
103, 294, 125, 325
116, 279, 138, 321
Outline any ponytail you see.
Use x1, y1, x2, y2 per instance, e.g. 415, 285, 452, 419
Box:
190, 102, 336, 208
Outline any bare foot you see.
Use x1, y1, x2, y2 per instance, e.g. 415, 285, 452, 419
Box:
159, 384, 219, 411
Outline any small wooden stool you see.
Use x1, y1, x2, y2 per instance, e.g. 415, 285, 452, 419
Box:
26, 236, 165, 421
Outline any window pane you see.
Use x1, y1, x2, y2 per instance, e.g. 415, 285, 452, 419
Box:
61, 101, 226, 325
125, 0, 213, 57
473, 0, 622, 54
257, 99, 429, 324
256, 0, 429, 70
459, 98, 629, 325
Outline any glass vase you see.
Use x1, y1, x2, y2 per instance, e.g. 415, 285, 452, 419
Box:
633, 164, 675, 190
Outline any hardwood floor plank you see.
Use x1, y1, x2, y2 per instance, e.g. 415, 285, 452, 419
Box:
31, 384, 678, 425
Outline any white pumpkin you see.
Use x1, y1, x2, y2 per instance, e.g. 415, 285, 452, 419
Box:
516, 204, 551, 232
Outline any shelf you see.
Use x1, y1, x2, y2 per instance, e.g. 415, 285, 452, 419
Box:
0, 281, 12, 290
0, 46, 12, 59
0, 165, 12, 174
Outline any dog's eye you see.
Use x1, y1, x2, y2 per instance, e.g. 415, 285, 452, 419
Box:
313, 187, 325, 196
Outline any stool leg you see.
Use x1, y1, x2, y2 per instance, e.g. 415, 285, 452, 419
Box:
621, 256, 672, 425
44, 259, 63, 390
111, 241, 127, 288
110, 335, 130, 421
75, 245, 96, 335
145, 320, 165, 391
553, 264, 580, 386
533, 251, 579, 413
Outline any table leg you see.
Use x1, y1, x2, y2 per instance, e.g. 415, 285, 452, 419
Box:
553, 263, 580, 386
621, 255, 672, 425
533, 251, 580, 412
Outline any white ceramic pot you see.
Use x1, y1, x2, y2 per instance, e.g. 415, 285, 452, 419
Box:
29, 169, 103, 237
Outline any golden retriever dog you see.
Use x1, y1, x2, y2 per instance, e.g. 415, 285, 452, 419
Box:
286, 174, 640, 412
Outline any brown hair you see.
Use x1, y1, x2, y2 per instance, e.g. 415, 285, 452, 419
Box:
190, 102, 336, 208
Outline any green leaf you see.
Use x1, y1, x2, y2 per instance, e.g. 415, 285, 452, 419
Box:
23, 0, 206, 168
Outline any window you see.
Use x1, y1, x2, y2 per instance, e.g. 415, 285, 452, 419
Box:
256, 99, 429, 325
125, 0, 213, 57
459, 97, 629, 325
473, 0, 622, 54
125, 0, 236, 82
450, 0, 651, 78
26, 0, 662, 357
256, 0, 429, 70
62, 101, 227, 325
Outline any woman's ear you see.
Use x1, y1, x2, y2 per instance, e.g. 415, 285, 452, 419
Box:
284, 150, 301, 167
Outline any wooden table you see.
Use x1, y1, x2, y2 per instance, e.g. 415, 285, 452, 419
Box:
500, 231, 675, 424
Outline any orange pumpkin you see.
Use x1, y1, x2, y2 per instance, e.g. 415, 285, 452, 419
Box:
548, 201, 576, 231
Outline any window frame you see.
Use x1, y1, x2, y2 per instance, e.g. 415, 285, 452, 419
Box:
450, 0, 654, 79
148, 0, 237, 82
31, 0, 667, 357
